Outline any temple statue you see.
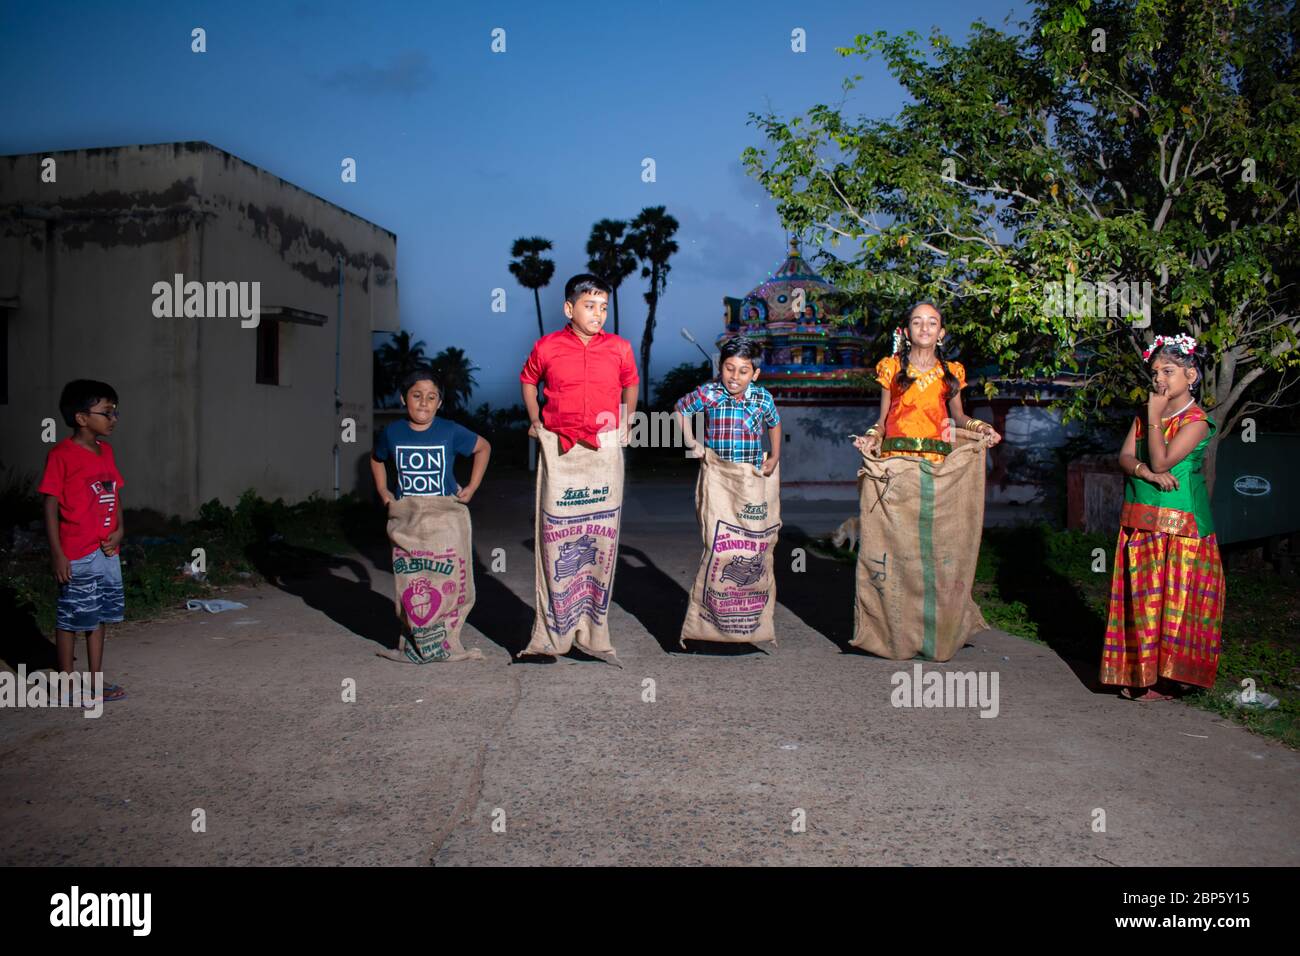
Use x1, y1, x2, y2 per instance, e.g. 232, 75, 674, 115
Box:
719, 239, 873, 405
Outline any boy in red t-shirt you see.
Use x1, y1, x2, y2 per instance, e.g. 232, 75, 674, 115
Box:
37, 379, 128, 702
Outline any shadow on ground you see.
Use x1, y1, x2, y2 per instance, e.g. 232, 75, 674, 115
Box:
0, 584, 57, 670
984, 526, 1107, 690
613, 544, 690, 653
466, 552, 535, 658
774, 528, 858, 653
247, 505, 398, 651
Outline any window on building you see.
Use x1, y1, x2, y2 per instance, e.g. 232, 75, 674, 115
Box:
256, 320, 279, 385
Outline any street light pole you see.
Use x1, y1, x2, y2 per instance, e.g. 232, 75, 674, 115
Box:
680, 328, 712, 365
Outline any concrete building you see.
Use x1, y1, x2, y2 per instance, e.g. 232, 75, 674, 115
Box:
0, 142, 398, 518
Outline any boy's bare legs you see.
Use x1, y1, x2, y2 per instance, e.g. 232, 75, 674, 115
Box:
55, 629, 77, 673
55, 628, 100, 703
85, 624, 105, 676
57, 626, 109, 694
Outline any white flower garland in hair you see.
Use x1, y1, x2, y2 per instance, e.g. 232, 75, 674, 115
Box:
1142, 333, 1198, 361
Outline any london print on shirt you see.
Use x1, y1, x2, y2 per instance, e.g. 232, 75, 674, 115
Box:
395, 444, 446, 496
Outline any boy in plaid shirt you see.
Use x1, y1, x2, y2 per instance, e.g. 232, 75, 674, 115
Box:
674, 336, 781, 474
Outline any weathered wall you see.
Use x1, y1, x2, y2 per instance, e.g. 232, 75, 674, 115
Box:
0, 142, 398, 517
189, 146, 397, 510
777, 404, 871, 500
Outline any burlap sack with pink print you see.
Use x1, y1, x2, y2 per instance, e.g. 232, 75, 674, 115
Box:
387, 495, 482, 663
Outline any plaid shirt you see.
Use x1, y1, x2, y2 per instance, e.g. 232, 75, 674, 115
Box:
675, 382, 780, 466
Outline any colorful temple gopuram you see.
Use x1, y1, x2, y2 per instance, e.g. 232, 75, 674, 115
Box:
719, 240, 873, 404
718, 240, 876, 496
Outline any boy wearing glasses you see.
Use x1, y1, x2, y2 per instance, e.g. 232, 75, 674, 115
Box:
37, 379, 128, 702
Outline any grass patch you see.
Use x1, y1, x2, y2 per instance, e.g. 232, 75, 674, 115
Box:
1, 489, 380, 645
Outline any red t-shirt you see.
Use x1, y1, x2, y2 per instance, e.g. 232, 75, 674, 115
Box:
520, 326, 640, 452
37, 438, 126, 560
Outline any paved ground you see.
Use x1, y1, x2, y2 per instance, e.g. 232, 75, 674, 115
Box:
1, 480, 1296, 866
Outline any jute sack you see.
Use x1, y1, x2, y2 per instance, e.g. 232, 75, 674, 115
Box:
386, 495, 482, 663
680, 448, 781, 646
851, 432, 989, 662
522, 425, 624, 662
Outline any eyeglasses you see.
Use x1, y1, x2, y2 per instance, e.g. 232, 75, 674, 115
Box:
88, 410, 120, 420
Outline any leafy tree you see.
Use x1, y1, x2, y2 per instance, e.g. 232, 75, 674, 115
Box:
373, 349, 393, 409
743, 0, 1299, 487
509, 236, 556, 339
586, 218, 639, 335
627, 206, 681, 406
429, 346, 479, 416
375, 330, 429, 408
654, 360, 715, 411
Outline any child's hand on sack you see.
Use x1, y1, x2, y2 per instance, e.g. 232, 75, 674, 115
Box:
381, 492, 397, 507
454, 485, 477, 504
528, 420, 541, 438
984, 428, 1003, 447
852, 434, 880, 456
761, 456, 779, 477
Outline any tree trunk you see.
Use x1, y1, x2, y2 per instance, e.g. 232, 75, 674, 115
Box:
533, 287, 544, 339
640, 288, 658, 408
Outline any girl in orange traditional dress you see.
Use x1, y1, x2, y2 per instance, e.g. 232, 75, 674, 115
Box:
1100, 333, 1225, 701
855, 301, 1002, 460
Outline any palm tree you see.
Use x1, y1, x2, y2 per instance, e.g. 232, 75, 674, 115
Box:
626, 206, 680, 405
373, 350, 392, 409
508, 237, 556, 339
586, 219, 637, 336
376, 330, 430, 407
429, 346, 480, 416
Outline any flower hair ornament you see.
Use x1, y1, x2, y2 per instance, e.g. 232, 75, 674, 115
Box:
892, 326, 908, 356
1142, 333, 1197, 361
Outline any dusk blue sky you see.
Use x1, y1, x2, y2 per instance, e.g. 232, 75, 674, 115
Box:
1, 0, 1030, 407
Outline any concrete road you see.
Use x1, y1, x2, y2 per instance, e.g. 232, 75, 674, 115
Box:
1, 480, 1295, 866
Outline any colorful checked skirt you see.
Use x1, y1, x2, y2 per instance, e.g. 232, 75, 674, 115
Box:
1100, 527, 1225, 689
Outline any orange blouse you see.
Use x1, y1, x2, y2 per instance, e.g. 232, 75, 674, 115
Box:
874, 355, 966, 461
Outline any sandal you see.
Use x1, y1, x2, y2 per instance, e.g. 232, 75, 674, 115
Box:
1120, 686, 1173, 702
100, 684, 127, 702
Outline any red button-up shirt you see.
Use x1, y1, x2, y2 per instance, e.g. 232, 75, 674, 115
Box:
520, 326, 639, 452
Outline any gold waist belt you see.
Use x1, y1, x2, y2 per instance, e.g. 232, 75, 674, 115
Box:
881, 436, 952, 456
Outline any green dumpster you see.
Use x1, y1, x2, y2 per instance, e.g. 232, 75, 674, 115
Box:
1210, 432, 1300, 545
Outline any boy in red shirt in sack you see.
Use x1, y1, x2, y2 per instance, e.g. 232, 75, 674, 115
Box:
519, 274, 639, 662
38, 380, 128, 703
